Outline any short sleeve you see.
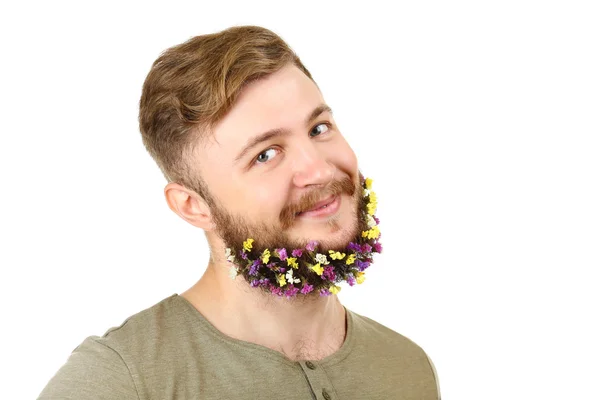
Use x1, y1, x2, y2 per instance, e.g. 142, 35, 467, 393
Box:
426, 353, 441, 400
38, 336, 139, 400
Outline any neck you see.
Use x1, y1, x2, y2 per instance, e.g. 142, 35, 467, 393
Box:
181, 261, 347, 362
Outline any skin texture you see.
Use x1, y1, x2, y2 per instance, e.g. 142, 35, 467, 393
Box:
164, 63, 367, 361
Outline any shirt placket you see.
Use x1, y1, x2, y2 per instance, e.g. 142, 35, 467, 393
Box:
298, 360, 338, 400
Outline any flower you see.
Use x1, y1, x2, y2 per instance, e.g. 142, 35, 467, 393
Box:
243, 238, 254, 252
229, 266, 238, 280
372, 242, 382, 253
365, 177, 373, 190
291, 249, 303, 257
275, 248, 288, 260
328, 250, 346, 260
319, 288, 332, 296
322, 266, 336, 282
284, 286, 300, 298
356, 260, 370, 271
362, 226, 380, 240
311, 263, 324, 276
347, 242, 361, 252
277, 274, 287, 287
239, 250, 248, 260
286, 268, 300, 284
355, 271, 366, 284
225, 248, 235, 263
286, 257, 299, 269
328, 285, 342, 295
306, 240, 318, 251
346, 275, 356, 286
367, 214, 376, 228
261, 249, 271, 264
300, 284, 314, 294
249, 259, 261, 276
315, 253, 329, 265
345, 253, 357, 265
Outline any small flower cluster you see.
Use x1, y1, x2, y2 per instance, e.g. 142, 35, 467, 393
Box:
225, 177, 382, 298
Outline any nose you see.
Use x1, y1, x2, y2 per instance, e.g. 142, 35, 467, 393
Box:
291, 144, 335, 189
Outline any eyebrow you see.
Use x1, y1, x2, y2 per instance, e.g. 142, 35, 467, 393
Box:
233, 104, 333, 164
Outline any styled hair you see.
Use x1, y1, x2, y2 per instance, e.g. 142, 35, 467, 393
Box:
138, 25, 315, 202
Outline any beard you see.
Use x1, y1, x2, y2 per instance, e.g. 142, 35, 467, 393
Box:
206, 171, 381, 298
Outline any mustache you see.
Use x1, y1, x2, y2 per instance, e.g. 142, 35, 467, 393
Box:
279, 176, 356, 230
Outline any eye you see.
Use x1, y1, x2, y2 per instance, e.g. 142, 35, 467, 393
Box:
309, 122, 332, 137
255, 148, 279, 165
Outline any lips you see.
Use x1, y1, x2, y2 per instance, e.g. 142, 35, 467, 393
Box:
297, 195, 336, 215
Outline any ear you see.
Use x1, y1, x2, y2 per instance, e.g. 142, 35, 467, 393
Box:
164, 182, 216, 231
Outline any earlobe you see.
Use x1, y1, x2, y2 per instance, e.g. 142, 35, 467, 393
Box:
164, 182, 215, 230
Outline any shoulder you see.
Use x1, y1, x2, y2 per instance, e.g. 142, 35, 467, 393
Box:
38, 294, 190, 399
348, 309, 440, 397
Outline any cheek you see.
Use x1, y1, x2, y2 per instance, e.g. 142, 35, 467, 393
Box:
332, 140, 359, 175
251, 186, 288, 220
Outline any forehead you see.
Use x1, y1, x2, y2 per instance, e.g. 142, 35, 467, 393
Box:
208, 64, 325, 153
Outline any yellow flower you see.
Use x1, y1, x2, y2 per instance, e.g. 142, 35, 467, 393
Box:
356, 272, 366, 284
328, 250, 346, 260
365, 177, 373, 190
367, 201, 377, 216
243, 238, 254, 252
261, 249, 271, 264
361, 230, 369, 238
346, 254, 356, 265
367, 226, 380, 239
369, 191, 377, 203
278, 274, 287, 287
287, 257, 298, 269
311, 263, 324, 275
328, 285, 342, 294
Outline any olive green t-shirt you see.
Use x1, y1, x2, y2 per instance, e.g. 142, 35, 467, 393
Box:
39, 294, 440, 399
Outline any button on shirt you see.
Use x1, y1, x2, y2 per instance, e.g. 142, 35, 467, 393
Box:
39, 294, 440, 399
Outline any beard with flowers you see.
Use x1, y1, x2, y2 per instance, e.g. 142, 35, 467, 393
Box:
207, 172, 382, 299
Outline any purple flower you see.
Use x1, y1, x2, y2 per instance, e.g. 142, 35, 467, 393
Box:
373, 216, 380, 225
356, 260, 371, 271
291, 249, 303, 257
249, 259, 261, 276
279, 267, 286, 273
250, 279, 260, 287
347, 242, 361, 252
271, 287, 283, 296
284, 286, 300, 298
361, 243, 372, 253
239, 250, 248, 260
300, 284, 314, 294
322, 266, 336, 282
276, 248, 288, 261
319, 288, 332, 296
346, 276, 356, 287
306, 240, 318, 251
372, 242, 382, 253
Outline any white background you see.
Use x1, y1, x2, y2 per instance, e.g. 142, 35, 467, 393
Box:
1, 1, 598, 399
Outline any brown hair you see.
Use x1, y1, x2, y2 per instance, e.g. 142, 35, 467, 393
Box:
138, 25, 315, 202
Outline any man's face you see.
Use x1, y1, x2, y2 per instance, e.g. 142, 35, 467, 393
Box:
195, 63, 364, 254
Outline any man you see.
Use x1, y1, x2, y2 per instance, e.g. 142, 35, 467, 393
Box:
39, 25, 440, 399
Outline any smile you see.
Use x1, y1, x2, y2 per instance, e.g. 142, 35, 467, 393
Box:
295, 195, 341, 219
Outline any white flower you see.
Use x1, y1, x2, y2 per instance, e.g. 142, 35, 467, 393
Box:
363, 188, 370, 197
367, 214, 376, 228
225, 248, 235, 263
286, 268, 300, 284
229, 265, 238, 280
315, 253, 330, 265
